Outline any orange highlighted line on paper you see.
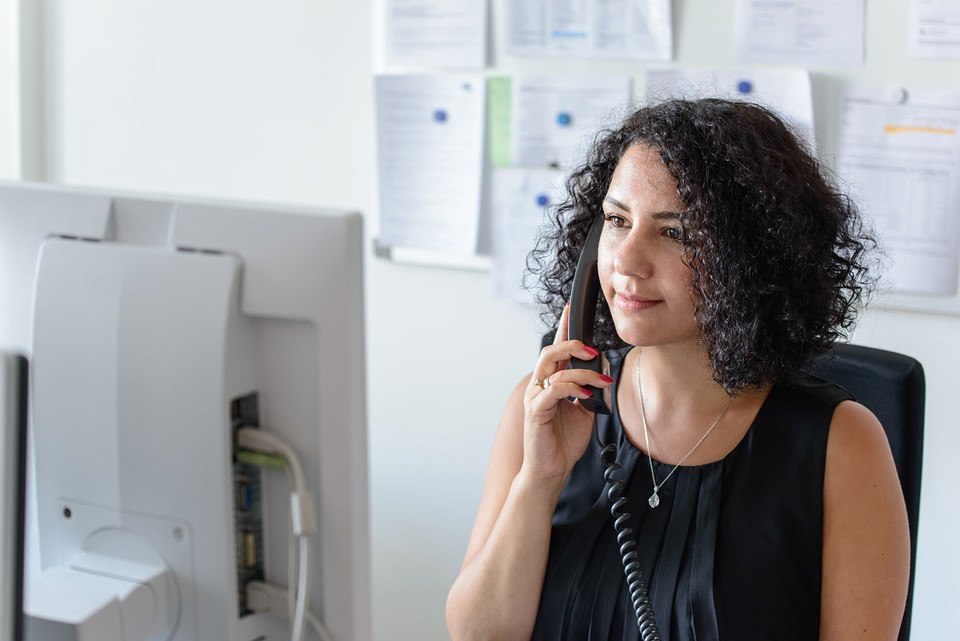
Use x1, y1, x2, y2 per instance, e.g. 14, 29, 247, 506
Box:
884, 125, 956, 135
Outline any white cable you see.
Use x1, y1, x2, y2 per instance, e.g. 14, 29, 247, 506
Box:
236, 427, 316, 641
245, 581, 334, 641
279, 460, 305, 633
292, 535, 310, 641
284, 463, 297, 625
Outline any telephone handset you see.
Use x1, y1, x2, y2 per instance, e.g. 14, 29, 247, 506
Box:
568, 215, 662, 641
567, 216, 612, 414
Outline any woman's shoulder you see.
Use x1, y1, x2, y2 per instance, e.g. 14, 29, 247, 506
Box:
825, 399, 891, 474
769, 371, 887, 469
772, 371, 856, 416
738, 372, 855, 460
780, 369, 854, 397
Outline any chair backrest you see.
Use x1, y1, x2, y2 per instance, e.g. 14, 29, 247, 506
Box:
810, 343, 925, 641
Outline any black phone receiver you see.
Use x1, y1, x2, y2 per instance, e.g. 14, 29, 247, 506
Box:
567, 216, 611, 414
568, 218, 662, 640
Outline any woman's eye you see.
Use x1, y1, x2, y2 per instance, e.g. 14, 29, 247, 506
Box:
662, 226, 683, 242
602, 213, 626, 228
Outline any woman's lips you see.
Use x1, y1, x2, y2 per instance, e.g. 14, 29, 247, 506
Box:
615, 293, 661, 312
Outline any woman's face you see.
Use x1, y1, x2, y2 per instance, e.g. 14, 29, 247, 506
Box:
597, 144, 699, 348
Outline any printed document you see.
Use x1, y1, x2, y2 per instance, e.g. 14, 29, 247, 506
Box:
909, 0, 960, 59
734, 0, 865, 66
491, 168, 567, 303
506, 0, 671, 60
510, 76, 631, 169
375, 74, 486, 254
838, 87, 960, 295
384, 0, 488, 69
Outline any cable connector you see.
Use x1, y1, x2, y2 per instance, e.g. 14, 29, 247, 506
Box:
246, 580, 289, 617
245, 580, 334, 641
291, 491, 317, 536
236, 425, 308, 495
236, 448, 288, 469
236, 426, 283, 455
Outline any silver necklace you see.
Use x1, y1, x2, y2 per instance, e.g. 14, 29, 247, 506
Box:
636, 353, 732, 508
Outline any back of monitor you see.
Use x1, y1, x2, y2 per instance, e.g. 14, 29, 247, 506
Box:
0, 182, 370, 641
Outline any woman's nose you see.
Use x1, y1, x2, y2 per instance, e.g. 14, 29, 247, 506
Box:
613, 231, 654, 279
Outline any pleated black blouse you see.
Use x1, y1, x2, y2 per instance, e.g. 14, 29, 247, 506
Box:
531, 348, 852, 641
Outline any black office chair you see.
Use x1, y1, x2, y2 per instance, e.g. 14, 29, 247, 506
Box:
541, 333, 925, 640
811, 343, 925, 641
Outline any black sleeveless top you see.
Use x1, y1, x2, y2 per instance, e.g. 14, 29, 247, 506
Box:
532, 348, 853, 641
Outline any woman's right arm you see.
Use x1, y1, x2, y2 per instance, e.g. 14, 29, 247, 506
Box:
444, 376, 566, 641
446, 308, 611, 641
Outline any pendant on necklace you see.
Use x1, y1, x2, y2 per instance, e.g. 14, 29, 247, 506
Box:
648, 491, 660, 508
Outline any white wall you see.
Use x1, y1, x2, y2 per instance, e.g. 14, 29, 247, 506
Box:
1, 0, 43, 181
0, 0, 19, 178
3, 0, 958, 639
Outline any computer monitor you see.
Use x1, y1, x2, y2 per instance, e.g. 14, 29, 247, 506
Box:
0, 354, 27, 641
0, 181, 370, 641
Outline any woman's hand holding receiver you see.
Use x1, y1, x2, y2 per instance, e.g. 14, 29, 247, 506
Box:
521, 303, 613, 487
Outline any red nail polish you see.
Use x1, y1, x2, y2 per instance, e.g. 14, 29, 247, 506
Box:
581, 387, 593, 396
583, 346, 599, 356
599, 374, 613, 383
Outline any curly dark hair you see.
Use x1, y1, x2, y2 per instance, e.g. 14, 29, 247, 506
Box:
528, 98, 876, 392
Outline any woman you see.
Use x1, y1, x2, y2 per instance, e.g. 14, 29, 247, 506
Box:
446, 99, 910, 641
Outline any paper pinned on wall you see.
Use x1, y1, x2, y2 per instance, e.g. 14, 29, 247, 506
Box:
838, 86, 960, 295
734, 0, 865, 66
375, 74, 487, 254
384, 0, 488, 69
487, 76, 513, 168
505, 0, 672, 61
510, 76, 631, 169
645, 68, 816, 150
491, 167, 567, 304
909, 0, 960, 60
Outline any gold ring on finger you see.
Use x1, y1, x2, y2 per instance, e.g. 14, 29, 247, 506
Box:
532, 377, 545, 390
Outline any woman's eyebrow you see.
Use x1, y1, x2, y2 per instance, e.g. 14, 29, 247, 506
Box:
603, 197, 682, 220
602, 196, 629, 211
651, 211, 681, 220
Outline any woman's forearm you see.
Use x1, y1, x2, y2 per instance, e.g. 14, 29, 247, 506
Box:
446, 470, 565, 641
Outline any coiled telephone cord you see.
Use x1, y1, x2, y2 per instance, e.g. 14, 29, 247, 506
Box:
599, 436, 662, 641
